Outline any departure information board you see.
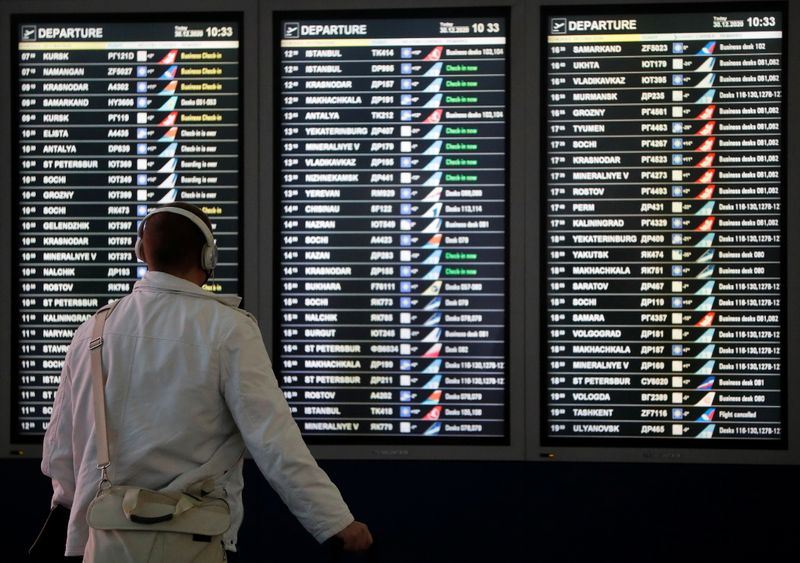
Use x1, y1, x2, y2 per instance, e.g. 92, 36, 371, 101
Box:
544, 8, 785, 444
277, 15, 508, 440
14, 20, 241, 438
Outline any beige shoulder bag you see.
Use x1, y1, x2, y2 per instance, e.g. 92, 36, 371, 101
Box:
84, 302, 231, 562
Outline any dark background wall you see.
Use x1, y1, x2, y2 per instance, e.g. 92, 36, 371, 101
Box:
9, 458, 799, 562
3, 1, 799, 561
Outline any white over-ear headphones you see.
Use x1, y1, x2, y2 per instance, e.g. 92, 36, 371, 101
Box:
135, 206, 218, 272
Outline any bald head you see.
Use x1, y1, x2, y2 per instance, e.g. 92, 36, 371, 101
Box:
140, 203, 213, 285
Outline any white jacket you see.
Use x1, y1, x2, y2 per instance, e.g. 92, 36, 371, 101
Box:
41, 271, 354, 556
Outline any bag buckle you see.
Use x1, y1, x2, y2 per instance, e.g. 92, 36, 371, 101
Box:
89, 337, 103, 350
97, 462, 112, 491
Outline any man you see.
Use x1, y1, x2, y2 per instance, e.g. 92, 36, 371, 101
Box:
42, 202, 372, 559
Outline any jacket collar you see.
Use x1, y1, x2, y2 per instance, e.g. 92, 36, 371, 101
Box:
133, 271, 242, 307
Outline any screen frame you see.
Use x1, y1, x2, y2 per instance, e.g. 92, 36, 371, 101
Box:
526, 0, 800, 464
0, 0, 260, 459
262, 0, 527, 460
2, 0, 797, 465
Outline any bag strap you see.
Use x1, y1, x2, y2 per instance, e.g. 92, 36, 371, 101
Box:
89, 301, 121, 486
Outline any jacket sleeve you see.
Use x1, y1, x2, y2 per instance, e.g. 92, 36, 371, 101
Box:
41, 348, 76, 509
220, 319, 354, 543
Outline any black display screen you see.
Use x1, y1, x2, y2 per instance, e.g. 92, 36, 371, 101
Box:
543, 7, 785, 445
276, 14, 509, 441
14, 19, 241, 439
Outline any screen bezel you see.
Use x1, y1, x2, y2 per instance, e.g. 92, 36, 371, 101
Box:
263, 0, 526, 460
0, 0, 260, 459
539, 2, 788, 451
526, 0, 800, 464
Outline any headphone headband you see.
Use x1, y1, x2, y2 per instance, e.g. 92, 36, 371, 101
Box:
135, 205, 218, 272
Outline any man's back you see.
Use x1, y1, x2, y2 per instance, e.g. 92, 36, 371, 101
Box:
94, 272, 249, 487
47, 272, 252, 554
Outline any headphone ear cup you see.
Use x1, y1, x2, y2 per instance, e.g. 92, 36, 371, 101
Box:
201, 243, 218, 271
134, 238, 143, 262
135, 215, 146, 262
